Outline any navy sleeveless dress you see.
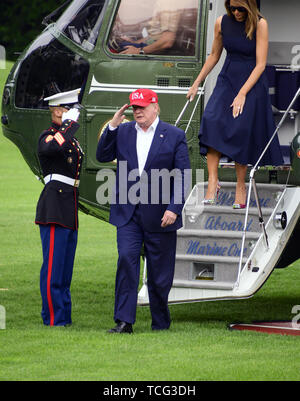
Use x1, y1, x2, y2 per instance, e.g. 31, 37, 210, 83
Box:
199, 14, 283, 166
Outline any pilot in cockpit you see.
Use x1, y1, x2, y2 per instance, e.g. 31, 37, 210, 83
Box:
109, 0, 183, 55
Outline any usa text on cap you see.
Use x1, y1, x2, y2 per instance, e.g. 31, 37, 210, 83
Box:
129, 89, 158, 107
44, 88, 81, 107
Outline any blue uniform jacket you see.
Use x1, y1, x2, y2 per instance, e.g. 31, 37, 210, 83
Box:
96, 120, 190, 232
35, 120, 83, 230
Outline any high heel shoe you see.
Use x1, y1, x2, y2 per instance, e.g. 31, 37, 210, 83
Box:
202, 182, 221, 205
233, 184, 246, 209
232, 203, 246, 209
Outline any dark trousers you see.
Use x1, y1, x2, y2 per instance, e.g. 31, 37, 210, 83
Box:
39, 224, 78, 326
115, 206, 177, 330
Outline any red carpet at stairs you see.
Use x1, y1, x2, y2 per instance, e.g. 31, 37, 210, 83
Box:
229, 321, 300, 336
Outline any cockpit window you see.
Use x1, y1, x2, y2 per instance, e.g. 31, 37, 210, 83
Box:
56, 0, 107, 51
15, 31, 89, 109
108, 0, 198, 56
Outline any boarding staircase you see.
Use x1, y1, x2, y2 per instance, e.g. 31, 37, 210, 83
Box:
171, 181, 284, 293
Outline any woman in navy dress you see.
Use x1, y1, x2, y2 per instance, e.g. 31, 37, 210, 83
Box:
187, 0, 283, 208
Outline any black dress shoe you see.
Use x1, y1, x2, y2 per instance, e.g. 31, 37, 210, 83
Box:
108, 321, 133, 334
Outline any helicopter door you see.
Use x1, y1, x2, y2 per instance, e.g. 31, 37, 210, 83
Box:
262, 0, 300, 165
85, 0, 205, 171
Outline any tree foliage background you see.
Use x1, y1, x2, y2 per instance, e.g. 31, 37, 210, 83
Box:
0, 0, 67, 60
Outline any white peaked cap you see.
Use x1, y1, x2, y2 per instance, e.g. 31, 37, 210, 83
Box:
44, 88, 81, 106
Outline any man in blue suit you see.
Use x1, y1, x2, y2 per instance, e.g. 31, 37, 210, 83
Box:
96, 89, 190, 333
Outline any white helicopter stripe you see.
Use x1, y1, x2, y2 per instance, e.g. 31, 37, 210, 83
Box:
89, 76, 204, 96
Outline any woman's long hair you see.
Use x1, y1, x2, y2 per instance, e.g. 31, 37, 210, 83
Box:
225, 0, 262, 40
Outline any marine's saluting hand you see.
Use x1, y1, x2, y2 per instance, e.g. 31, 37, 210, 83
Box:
62, 108, 80, 122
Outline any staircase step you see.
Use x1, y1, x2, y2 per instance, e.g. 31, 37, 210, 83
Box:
176, 253, 247, 264
176, 229, 259, 259
183, 206, 272, 232
216, 182, 285, 209
188, 181, 285, 209
174, 254, 246, 286
172, 279, 234, 290
178, 228, 260, 239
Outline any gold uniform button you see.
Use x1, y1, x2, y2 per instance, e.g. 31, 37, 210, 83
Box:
59, 189, 63, 193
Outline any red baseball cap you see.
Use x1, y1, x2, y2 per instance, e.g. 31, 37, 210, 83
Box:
129, 88, 158, 107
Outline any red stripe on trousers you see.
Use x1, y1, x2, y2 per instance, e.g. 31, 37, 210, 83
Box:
47, 224, 55, 326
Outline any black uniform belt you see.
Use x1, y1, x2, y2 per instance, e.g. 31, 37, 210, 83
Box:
44, 174, 80, 187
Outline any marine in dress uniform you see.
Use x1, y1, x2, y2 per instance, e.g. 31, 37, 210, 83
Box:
35, 89, 84, 326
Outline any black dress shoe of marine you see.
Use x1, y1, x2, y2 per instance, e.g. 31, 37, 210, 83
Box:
108, 321, 133, 334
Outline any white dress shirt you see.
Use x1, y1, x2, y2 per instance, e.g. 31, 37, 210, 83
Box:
135, 117, 159, 175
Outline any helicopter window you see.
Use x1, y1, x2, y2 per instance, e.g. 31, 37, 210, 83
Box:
56, 0, 107, 51
107, 0, 198, 56
15, 31, 89, 109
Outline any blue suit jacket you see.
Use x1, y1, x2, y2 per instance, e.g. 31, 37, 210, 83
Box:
96, 120, 190, 232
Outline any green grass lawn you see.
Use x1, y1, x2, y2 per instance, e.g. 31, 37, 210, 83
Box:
1, 61, 300, 381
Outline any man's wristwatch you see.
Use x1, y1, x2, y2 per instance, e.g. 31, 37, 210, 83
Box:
139, 48, 145, 55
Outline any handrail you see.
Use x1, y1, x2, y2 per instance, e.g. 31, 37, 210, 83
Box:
184, 78, 208, 133
253, 87, 300, 171
175, 79, 207, 128
235, 86, 300, 288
